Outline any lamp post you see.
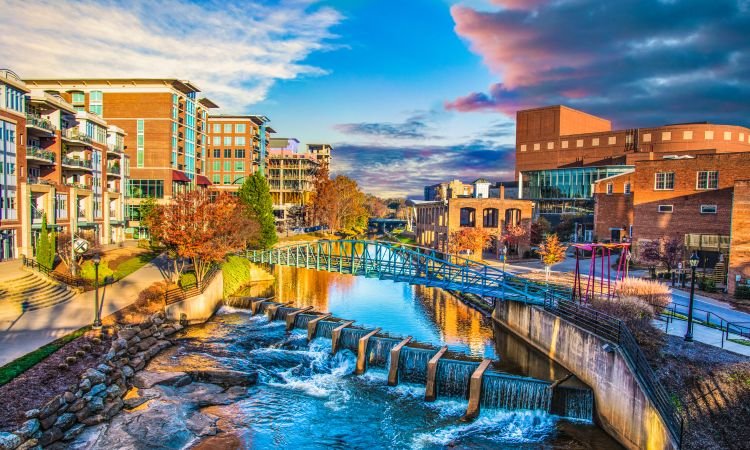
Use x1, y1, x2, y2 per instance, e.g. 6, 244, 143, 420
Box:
684, 252, 700, 342
500, 244, 507, 273
92, 253, 102, 329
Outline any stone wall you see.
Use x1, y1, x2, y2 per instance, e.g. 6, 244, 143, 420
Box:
0, 313, 183, 449
493, 300, 677, 450
165, 270, 224, 324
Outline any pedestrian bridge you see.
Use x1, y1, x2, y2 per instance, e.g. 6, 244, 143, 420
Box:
242, 239, 570, 303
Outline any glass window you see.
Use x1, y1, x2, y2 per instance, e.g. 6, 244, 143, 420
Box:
223, 174, 231, 184
624, 182, 631, 195
657, 205, 673, 213
213, 123, 221, 133
127, 180, 164, 198
235, 149, 245, 158
137, 119, 144, 133
224, 149, 231, 158
71, 92, 85, 104
700, 204, 717, 214
213, 149, 221, 158
696, 171, 718, 190
224, 124, 232, 133
459, 208, 476, 227
213, 136, 221, 146
606, 183, 613, 194
212, 174, 220, 183
235, 124, 246, 133
654, 172, 674, 190
235, 161, 245, 172
224, 136, 231, 146
235, 136, 245, 146
212, 161, 220, 171
224, 161, 231, 172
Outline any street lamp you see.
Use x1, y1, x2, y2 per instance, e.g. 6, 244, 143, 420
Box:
684, 251, 700, 342
92, 253, 102, 329
500, 244, 508, 273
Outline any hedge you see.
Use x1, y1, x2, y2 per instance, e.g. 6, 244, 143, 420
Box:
222, 255, 253, 297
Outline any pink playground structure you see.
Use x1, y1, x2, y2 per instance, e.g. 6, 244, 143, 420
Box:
572, 242, 631, 301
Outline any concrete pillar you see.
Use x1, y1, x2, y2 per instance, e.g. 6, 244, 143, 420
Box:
307, 313, 332, 341
387, 337, 412, 386
331, 320, 355, 354
424, 346, 448, 402
285, 306, 313, 331
355, 328, 382, 375
462, 359, 492, 421
250, 296, 275, 315
266, 301, 293, 320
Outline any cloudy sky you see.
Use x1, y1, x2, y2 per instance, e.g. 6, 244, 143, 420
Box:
3, 0, 749, 198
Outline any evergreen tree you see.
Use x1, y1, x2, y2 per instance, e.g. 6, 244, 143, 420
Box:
36, 213, 56, 269
238, 172, 277, 249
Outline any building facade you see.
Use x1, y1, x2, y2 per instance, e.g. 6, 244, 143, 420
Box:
267, 138, 321, 229
307, 143, 332, 168
23, 78, 218, 239
0, 70, 129, 261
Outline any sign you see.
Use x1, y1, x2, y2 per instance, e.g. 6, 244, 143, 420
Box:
74, 238, 89, 254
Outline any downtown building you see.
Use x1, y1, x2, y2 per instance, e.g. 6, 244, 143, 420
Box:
23, 77, 219, 240
0, 70, 128, 260
515, 105, 750, 241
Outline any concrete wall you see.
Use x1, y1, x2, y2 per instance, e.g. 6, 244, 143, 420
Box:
165, 271, 224, 324
493, 300, 677, 450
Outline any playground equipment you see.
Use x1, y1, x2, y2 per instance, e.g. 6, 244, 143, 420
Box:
572, 242, 631, 302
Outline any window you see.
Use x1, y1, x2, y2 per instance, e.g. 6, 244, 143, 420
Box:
235, 136, 245, 146
224, 149, 231, 158
655, 172, 674, 190
608, 136, 616, 145
643, 133, 651, 142
136, 119, 144, 168
212, 174, 220, 184
223, 174, 231, 184
658, 205, 673, 213
700, 204, 717, 214
561, 141, 568, 149
547, 142, 554, 150
213, 149, 220, 158
127, 179, 163, 198
213, 123, 221, 133
740, 133, 745, 142
661, 131, 671, 141
235, 161, 245, 172
483, 208, 498, 227
235, 124, 246, 133
533, 143, 540, 151
224, 161, 231, 172
224, 124, 232, 133
223, 136, 231, 146
212, 136, 220, 146
89, 91, 103, 116
459, 208, 476, 227
683, 130, 693, 140
696, 171, 718, 190
624, 182, 631, 195
520, 144, 527, 152
235, 149, 245, 158
212, 161, 220, 171
705, 130, 714, 140
592, 138, 599, 146
625, 134, 634, 144
71, 92, 85, 104
576, 139, 583, 148
606, 183, 613, 195
724, 131, 732, 141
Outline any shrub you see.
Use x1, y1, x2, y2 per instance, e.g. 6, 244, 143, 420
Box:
735, 285, 750, 300
588, 295, 662, 352
699, 277, 717, 293
615, 277, 671, 310
222, 255, 253, 296
179, 271, 197, 288
80, 259, 115, 283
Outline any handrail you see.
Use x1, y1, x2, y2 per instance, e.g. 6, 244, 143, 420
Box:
657, 300, 750, 343
22, 255, 88, 288
165, 264, 219, 305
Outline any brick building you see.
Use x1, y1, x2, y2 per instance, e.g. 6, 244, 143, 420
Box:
267, 138, 321, 229
23, 78, 219, 239
516, 105, 750, 239
592, 152, 750, 293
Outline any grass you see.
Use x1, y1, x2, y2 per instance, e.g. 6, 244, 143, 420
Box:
179, 271, 197, 288
80, 251, 158, 283
0, 326, 89, 387
728, 338, 750, 347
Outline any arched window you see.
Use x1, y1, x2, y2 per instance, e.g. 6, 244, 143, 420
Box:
460, 207, 476, 227
483, 208, 499, 227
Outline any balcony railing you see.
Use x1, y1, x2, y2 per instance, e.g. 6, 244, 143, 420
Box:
77, 209, 87, 221
107, 143, 124, 155
62, 156, 93, 170
31, 207, 44, 221
28, 177, 55, 186
107, 163, 121, 175
63, 128, 94, 145
64, 182, 91, 190
684, 234, 731, 250
26, 114, 56, 132
26, 145, 56, 164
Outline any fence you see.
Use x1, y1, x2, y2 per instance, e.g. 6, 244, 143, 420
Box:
164, 265, 220, 305
544, 294, 684, 447
22, 256, 88, 288
657, 301, 750, 346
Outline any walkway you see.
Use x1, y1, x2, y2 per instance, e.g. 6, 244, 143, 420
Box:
0, 254, 170, 366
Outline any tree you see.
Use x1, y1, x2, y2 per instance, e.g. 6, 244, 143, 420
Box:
364, 194, 389, 218
139, 197, 159, 246
637, 236, 684, 281
530, 217, 551, 246
448, 228, 491, 258
311, 175, 368, 234
238, 172, 277, 249
151, 190, 259, 285
36, 213, 56, 269
504, 222, 528, 255
538, 233, 566, 281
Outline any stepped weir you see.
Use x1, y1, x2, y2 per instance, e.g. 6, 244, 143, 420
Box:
241, 297, 594, 422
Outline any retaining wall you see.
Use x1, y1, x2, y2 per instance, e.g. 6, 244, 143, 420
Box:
165, 271, 224, 324
493, 300, 677, 450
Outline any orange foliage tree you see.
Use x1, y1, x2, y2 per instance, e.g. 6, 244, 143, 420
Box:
504, 223, 528, 255
150, 190, 258, 286
448, 228, 491, 257
538, 233, 567, 281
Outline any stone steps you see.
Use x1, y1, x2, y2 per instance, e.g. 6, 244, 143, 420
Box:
0, 272, 77, 314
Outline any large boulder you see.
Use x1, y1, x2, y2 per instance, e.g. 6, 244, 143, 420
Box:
133, 371, 191, 389
185, 369, 258, 387
0, 432, 21, 450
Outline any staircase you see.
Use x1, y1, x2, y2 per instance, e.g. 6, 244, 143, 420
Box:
712, 262, 727, 285
0, 272, 77, 316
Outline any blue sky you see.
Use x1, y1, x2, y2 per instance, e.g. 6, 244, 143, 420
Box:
3, 0, 750, 198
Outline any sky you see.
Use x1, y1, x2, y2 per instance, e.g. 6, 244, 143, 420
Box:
2, 0, 750, 198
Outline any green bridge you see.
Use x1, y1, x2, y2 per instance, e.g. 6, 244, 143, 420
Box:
243, 239, 570, 303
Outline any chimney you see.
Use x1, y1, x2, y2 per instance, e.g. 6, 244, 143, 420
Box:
500, 184, 505, 200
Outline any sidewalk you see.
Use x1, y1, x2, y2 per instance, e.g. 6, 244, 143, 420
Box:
655, 318, 750, 357
0, 254, 170, 366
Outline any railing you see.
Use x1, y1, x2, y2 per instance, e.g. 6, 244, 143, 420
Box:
544, 295, 684, 446
22, 255, 87, 288
107, 164, 121, 175
62, 156, 93, 169
165, 265, 220, 305
31, 207, 44, 221
26, 145, 56, 163
64, 182, 91, 190
64, 128, 94, 145
107, 144, 124, 154
657, 301, 750, 345
26, 114, 56, 132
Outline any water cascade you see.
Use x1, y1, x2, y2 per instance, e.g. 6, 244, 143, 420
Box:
480, 371, 552, 412
436, 359, 479, 399
314, 320, 339, 339
339, 327, 371, 352
366, 336, 399, 368
398, 347, 438, 384
551, 386, 594, 421
294, 313, 318, 330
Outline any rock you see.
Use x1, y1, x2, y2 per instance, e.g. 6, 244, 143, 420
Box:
106, 384, 122, 399
137, 337, 157, 351
225, 386, 249, 400
75, 350, 86, 357
80, 414, 106, 426
65, 356, 77, 365
112, 337, 128, 351
130, 356, 145, 370
84, 383, 107, 400
79, 378, 91, 392
38, 427, 63, 446
118, 328, 138, 341
74, 406, 91, 422
127, 347, 138, 356
39, 414, 57, 431
103, 398, 124, 419
133, 371, 190, 389
91, 337, 102, 345
81, 343, 92, 351
84, 368, 106, 385
128, 335, 142, 345
15, 419, 40, 439
68, 399, 87, 413
186, 413, 218, 437
156, 340, 172, 350
186, 369, 259, 387
23, 410, 40, 420
39, 395, 65, 419
122, 365, 134, 379
104, 349, 116, 361
62, 391, 76, 403
74, 389, 83, 399
137, 325, 156, 339
96, 363, 113, 374
15, 438, 39, 450
172, 323, 183, 332
88, 396, 105, 413
0, 432, 21, 450
161, 326, 176, 336
62, 424, 85, 442
57, 363, 69, 371
53, 413, 76, 431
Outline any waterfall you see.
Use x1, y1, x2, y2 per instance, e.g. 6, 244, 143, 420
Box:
314, 320, 339, 339
398, 347, 437, 384
436, 359, 478, 399
257, 301, 273, 314
366, 337, 399, 368
275, 307, 297, 321
294, 314, 317, 330
480, 371, 552, 412
552, 386, 594, 421
339, 328, 371, 352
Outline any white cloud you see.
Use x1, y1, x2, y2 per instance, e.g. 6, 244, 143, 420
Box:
0, 0, 341, 111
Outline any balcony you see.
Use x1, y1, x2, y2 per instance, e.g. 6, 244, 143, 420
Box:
26, 145, 56, 165
62, 156, 93, 171
107, 163, 121, 176
28, 176, 55, 187
107, 143, 124, 157
65, 182, 92, 190
63, 128, 95, 145
26, 114, 56, 134
685, 234, 731, 250
77, 209, 88, 222
31, 207, 44, 223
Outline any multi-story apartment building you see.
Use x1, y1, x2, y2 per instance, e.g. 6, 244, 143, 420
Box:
23, 78, 218, 239
307, 143, 332, 168
268, 138, 320, 229
205, 115, 274, 195
592, 152, 750, 294
0, 70, 129, 261
515, 105, 750, 240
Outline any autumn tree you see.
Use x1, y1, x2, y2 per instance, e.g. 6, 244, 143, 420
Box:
504, 222, 528, 255
364, 194, 389, 218
637, 236, 684, 280
311, 175, 368, 234
448, 228, 491, 259
530, 217, 551, 246
538, 233, 567, 281
151, 190, 259, 286
238, 172, 277, 249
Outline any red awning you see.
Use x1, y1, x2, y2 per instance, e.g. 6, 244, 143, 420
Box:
196, 175, 211, 186
172, 170, 190, 182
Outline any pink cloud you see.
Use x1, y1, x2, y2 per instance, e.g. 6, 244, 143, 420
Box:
489, 0, 549, 10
